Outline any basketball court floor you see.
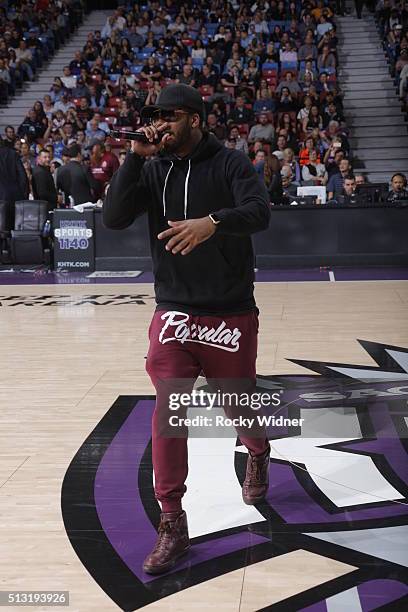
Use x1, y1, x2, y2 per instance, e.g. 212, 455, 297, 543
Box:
1, 268, 407, 611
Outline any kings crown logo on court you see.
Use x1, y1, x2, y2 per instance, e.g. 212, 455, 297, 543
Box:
54, 220, 93, 250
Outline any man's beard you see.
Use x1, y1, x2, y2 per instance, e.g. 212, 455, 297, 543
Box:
162, 120, 190, 153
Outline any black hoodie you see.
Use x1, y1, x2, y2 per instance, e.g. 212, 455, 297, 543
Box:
103, 132, 270, 315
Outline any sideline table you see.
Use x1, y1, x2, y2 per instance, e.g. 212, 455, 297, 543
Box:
53, 205, 408, 271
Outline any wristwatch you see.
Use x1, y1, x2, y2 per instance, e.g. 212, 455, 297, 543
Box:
209, 213, 221, 226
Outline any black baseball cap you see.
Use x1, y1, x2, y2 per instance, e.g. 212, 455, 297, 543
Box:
141, 83, 206, 121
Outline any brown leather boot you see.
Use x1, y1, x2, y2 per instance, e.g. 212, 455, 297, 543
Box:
143, 511, 190, 575
242, 444, 270, 505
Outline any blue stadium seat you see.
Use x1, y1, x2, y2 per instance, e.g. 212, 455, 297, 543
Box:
206, 23, 218, 37
319, 67, 336, 75
281, 62, 298, 72
262, 62, 279, 71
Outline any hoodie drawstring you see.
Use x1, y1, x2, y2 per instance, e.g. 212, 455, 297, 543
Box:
162, 161, 174, 218
184, 159, 191, 220
162, 159, 191, 220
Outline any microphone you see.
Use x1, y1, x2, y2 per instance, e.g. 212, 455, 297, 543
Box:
109, 129, 162, 144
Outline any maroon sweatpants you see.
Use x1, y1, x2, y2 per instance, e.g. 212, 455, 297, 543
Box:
145, 309, 269, 512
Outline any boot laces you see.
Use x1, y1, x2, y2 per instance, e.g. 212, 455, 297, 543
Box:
154, 520, 175, 553
249, 455, 267, 484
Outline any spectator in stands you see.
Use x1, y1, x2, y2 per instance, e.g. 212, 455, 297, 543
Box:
283, 148, 301, 183
89, 141, 119, 200
207, 113, 227, 141
85, 117, 106, 144
275, 71, 301, 97
276, 87, 297, 111
299, 136, 319, 166
0, 58, 10, 103
299, 60, 317, 84
316, 72, 334, 97
317, 15, 333, 38
61, 66, 76, 90
323, 139, 344, 173
318, 43, 336, 70
263, 153, 284, 204
298, 31, 318, 62
355, 173, 366, 186
32, 149, 58, 212
302, 104, 323, 132
327, 158, 352, 200
279, 41, 298, 63
228, 96, 254, 124
42, 95, 55, 119
323, 101, 344, 128
248, 113, 275, 144
56, 144, 96, 205
54, 92, 75, 114
15, 41, 35, 81
340, 175, 357, 203
386, 173, 408, 200
77, 97, 94, 123
254, 86, 277, 113
177, 63, 196, 87
18, 109, 45, 143
301, 149, 328, 185
228, 125, 249, 154
281, 164, 298, 196
2, 126, 16, 149
297, 95, 312, 124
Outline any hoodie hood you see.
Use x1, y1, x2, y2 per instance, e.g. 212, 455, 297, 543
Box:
159, 132, 223, 219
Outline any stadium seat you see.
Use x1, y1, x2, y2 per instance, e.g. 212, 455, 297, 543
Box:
108, 97, 121, 107
10, 201, 50, 265
262, 62, 279, 72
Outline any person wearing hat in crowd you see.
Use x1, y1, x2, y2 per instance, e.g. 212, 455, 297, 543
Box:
104, 83, 271, 575
56, 144, 96, 205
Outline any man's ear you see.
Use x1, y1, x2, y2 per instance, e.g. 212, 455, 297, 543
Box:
191, 114, 201, 128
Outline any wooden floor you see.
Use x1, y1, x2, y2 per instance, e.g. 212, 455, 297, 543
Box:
1, 279, 407, 611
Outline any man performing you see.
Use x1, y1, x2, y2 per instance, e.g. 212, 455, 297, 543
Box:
103, 84, 271, 575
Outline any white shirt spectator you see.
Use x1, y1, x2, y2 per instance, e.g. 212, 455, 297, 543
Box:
53, 99, 75, 113
279, 50, 298, 63
61, 74, 76, 89
317, 22, 333, 38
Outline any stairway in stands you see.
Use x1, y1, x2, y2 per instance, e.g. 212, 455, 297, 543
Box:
337, 14, 408, 183
0, 11, 109, 135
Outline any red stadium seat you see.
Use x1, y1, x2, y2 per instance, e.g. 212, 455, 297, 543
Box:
108, 97, 121, 107
223, 86, 236, 97
238, 123, 249, 136
199, 85, 214, 96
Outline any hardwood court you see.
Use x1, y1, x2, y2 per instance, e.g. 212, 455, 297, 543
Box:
0, 278, 407, 611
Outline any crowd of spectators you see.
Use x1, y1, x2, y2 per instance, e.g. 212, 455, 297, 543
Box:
376, 0, 408, 109
0, 0, 84, 104
0, 0, 407, 208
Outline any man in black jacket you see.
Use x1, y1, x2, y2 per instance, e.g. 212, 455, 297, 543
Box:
104, 84, 271, 575
32, 150, 58, 212
0, 138, 29, 228
56, 144, 95, 206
